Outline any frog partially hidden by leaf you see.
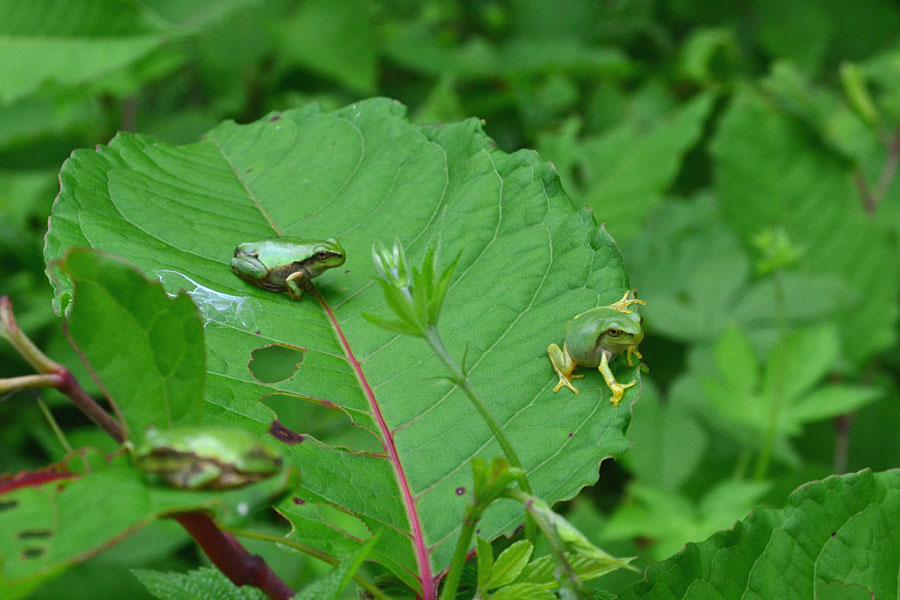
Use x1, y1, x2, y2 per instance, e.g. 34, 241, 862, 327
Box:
547, 290, 645, 406
131, 426, 282, 490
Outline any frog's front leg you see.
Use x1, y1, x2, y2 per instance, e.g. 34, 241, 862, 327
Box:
231, 255, 269, 279
285, 270, 309, 300
597, 353, 636, 406
168, 461, 223, 490
626, 345, 642, 367
548, 343, 584, 394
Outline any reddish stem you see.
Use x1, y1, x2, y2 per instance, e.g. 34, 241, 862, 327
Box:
175, 514, 294, 600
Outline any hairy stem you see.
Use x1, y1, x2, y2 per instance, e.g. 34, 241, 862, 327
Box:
504, 490, 586, 598
754, 271, 787, 481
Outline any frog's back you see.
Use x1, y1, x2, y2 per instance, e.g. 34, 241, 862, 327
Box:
252, 238, 315, 262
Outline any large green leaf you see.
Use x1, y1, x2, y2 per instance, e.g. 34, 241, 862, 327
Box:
44, 99, 638, 594
0, 0, 171, 104
623, 469, 900, 599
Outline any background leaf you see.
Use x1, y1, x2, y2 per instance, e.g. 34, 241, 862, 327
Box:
0, 0, 171, 104
44, 99, 639, 589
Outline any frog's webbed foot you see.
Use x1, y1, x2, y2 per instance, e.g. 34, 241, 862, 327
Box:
548, 343, 582, 394
598, 353, 636, 406
285, 271, 309, 300
608, 290, 646, 314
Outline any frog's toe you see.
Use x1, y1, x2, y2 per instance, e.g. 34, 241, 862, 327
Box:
608, 380, 637, 406
553, 378, 580, 394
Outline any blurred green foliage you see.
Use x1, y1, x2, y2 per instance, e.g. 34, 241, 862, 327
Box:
2, 0, 899, 597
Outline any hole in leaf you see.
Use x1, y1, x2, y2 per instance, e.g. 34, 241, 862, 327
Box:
816, 582, 871, 600
316, 504, 370, 541
17, 529, 52, 540
262, 393, 382, 453
249, 344, 306, 383
21, 547, 46, 560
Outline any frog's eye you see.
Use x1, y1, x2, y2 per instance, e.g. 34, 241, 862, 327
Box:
316, 251, 331, 259
606, 328, 624, 338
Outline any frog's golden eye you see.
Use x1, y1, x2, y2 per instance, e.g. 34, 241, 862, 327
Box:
606, 328, 623, 338
316, 251, 331, 259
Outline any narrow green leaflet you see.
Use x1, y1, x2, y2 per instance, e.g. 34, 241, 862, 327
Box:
0, 0, 171, 104
44, 99, 637, 593
294, 536, 377, 600
485, 540, 533, 590
623, 469, 900, 600
60, 248, 205, 442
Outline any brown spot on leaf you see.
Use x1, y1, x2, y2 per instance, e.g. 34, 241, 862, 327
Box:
17, 529, 52, 540
455, 487, 466, 496
293, 497, 306, 505
270, 115, 282, 122
21, 547, 45, 560
270, 420, 304, 445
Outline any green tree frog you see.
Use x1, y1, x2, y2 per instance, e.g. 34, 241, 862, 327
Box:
547, 290, 646, 406
231, 237, 346, 300
132, 426, 283, 490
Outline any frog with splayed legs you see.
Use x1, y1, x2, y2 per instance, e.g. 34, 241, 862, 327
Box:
231, 238, 346, 300
547, 290, 645, 406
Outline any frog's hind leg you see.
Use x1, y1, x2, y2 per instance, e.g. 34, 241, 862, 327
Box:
548, 343, 583, 394
598, 353, 636, 407
231, 255, 269, 279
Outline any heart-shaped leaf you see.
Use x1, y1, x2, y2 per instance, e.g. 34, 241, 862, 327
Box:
44, 99, 638, 595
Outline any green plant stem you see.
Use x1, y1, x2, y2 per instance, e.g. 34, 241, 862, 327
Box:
504, 490, 586, 599
438, 504, 481, 600
0, 373, 63, 393
1, 296, 125, 442
424, 325, 533, 497
754, 270, 787, 481
223, 527, 392, 600
35, 392, 73, 454
1, 296, 60, 374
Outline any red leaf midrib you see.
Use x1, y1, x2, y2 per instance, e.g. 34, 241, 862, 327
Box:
313, 287, 435, 600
